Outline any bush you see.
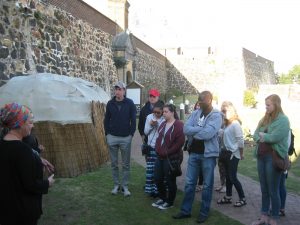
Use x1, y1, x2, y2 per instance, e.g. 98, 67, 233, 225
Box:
243, 90, 257, 108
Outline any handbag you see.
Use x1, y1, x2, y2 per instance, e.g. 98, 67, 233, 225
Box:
272, 150, 291, 172
141, 143, 151, 156
141, 128, 157, 156
167, 158, 182, 177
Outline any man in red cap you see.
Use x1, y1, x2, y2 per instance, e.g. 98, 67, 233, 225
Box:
138, 89, 162, 146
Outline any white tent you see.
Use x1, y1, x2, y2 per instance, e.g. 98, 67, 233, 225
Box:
0, 73, 110, 124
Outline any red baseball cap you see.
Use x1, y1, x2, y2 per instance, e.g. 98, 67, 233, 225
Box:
149, 89, 160, 97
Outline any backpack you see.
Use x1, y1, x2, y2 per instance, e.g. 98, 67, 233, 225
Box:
288, 130, 297, 157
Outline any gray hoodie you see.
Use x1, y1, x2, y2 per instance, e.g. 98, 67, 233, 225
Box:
184, 108, 222, 157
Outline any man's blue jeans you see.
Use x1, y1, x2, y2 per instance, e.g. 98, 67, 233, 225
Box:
180, 153, 216, 218
257, 154, 282, 220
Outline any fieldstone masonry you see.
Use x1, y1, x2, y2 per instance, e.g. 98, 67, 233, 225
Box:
0, 0, 278, 104
0, 0, 118, 93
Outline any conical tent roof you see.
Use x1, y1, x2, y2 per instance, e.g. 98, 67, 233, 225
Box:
0, 73, 110, 124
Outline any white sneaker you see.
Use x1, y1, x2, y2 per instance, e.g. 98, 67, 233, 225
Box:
158, 202, 173, 210
152, 199, 164, 208
122, 187, 131, 197
111, 185, 119, 195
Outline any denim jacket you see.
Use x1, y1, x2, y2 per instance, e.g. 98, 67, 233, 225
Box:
184, 108, 222, 157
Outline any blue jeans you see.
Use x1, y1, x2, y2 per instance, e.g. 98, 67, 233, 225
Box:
180, 153, 216, 218
279, 172, 287, 210
106, 134, 132, 187
257, 154, 282, 220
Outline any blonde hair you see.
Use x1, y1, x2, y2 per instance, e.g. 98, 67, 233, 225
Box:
259, 94, 284, 127
221, 101, 241, 126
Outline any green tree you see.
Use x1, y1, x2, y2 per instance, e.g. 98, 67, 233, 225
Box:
243, 90, 257, 108
278, 64, 300, 84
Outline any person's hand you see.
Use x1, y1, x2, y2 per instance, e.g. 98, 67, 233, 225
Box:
41, 158, 55, 173
240, 155, 244, 160
38, 144, 45, 153
150, 119, 158, 126
259, 132, 265, 142
48, 174, 55, 187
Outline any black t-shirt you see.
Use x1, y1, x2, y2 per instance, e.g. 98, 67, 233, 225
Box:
189, 112, 206, 154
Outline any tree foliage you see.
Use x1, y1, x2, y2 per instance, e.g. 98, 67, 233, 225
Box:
243, 90, 257, 108
278, 64, 300, 84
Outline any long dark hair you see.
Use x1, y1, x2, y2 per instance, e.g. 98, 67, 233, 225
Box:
164, 104, 179, 120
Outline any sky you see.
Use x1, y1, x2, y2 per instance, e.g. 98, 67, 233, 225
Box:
83, 0, 300, 73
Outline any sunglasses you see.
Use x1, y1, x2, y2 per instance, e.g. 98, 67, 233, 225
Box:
153, 110, 162, 115
149, 95, 157, 98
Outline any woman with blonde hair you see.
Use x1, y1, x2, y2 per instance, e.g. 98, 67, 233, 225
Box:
251, 95, 290, 225
217, 101, 246, 207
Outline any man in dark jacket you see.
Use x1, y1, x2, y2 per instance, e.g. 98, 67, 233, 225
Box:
138, 89, 162, 144
104, 81, 136, 197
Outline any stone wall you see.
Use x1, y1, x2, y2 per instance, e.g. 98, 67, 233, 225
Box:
0, 0, 118, 93
0, 0, 277, 104
134, 48, 167, 101
243, 48, 276, 89
166, 53, 246, 106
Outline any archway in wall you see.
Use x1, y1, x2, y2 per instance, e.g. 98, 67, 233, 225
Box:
126, 71, 132, 84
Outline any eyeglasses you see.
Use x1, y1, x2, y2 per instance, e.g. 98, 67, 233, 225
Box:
149, 95, 156, 98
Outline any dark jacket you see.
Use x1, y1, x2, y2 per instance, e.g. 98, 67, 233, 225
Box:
0, 140, 49, 224
155, 120, 185, 160
138, 101, 153, 137
104, 96, 136, 137
138, 100, 164, 139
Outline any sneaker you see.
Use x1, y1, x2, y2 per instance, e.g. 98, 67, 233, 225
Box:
152, 199, 164, 208
111, 185, 120, 195
122, 187, 131, 197
158, 202, 173, 210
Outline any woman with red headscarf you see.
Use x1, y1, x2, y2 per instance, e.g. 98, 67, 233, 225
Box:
0, 103, 55, 225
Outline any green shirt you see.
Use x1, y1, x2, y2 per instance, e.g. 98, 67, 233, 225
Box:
253, 113, 290, 158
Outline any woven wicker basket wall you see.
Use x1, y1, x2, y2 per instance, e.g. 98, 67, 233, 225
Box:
33, 101, 109, 177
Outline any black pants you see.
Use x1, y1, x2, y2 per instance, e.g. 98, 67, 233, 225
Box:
224, 156, 245, 199
154, 158, 177, 205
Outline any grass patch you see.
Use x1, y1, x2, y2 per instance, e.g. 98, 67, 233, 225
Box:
239, 143, 300, 195
39, 162, 242, 225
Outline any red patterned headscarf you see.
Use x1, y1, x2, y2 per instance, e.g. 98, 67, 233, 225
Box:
0, 103, 31, 129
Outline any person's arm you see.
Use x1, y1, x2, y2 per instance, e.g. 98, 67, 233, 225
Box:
129, 102, 137, 136
144, 115, 155, 136
262, 116, 290, 144
183, 111, 200, 135
103, 102, 111, 136
17, 146, 49, 195
193, 112, 222, 140
234, 122, 244, 159
138, 107, 145, 137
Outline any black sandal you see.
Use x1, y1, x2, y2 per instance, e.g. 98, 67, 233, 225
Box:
217, 196, 232, 204
279, 209, 285, 216
234, 199, 247, 207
